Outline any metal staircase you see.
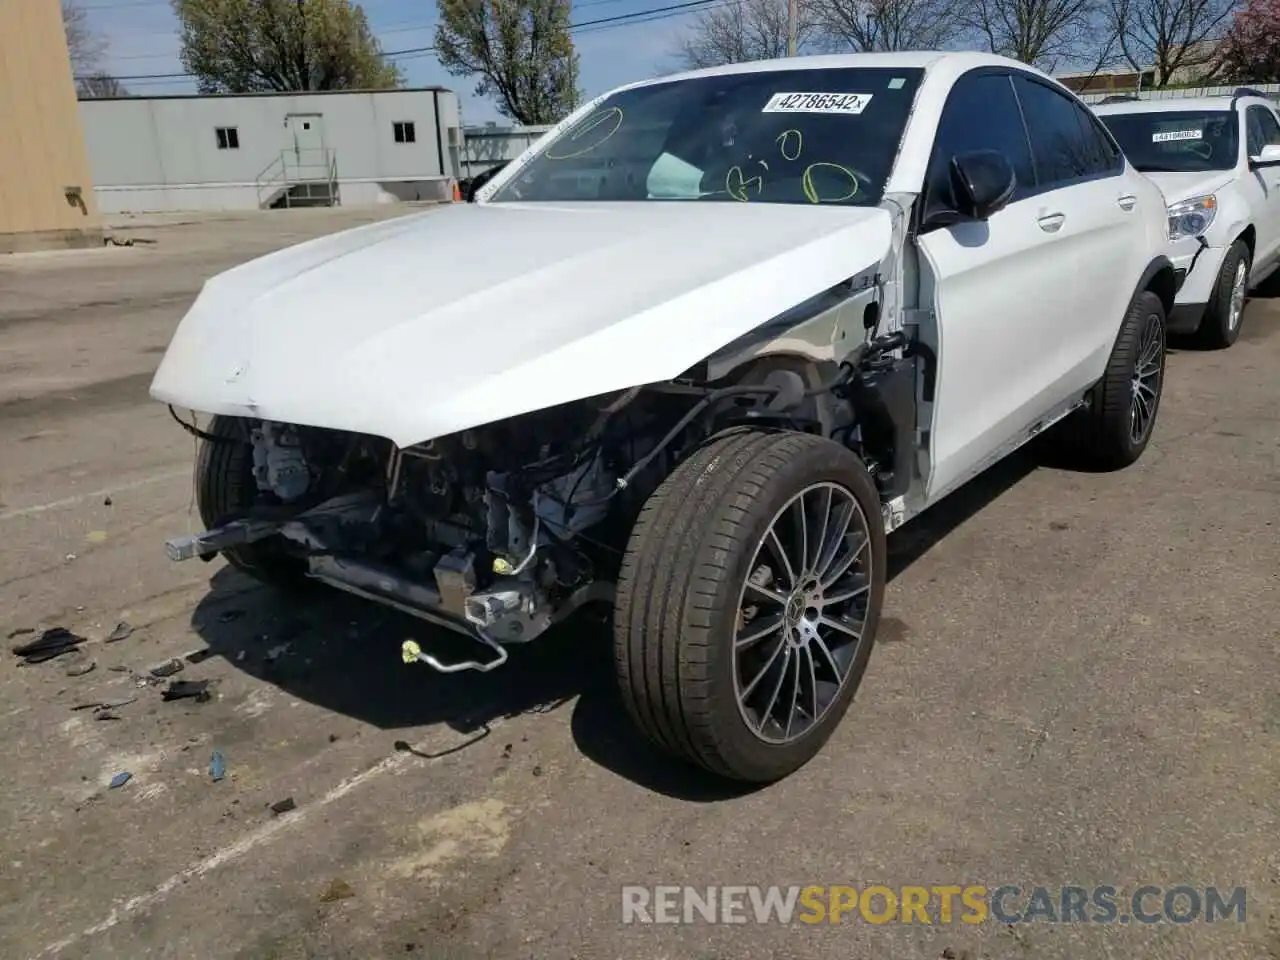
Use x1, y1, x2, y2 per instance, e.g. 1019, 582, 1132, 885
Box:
255, 148, 340, 209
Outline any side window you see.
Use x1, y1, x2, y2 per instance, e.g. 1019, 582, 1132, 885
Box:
1246, 106, 1280, 155
1073, 101, 1124, 175
926, 72, 1036, 213
1013, 76, 1103, 188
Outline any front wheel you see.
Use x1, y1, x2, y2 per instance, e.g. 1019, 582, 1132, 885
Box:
613, 429, 887, 783
1197, 240, 1250, 349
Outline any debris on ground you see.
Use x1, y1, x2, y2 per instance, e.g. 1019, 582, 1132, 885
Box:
148, 658, 184, 678
108, 772, 131, 789
103, 495, 113, 506
216, 609, 245, 624
104, 621, 133, 643
64, 554, 76, 562
95, 710, 122, 721
161, 679, 211, 702
64, 656, 96, 677
270, 796, 296, 815
319, 878, 355, 902
210, 751, 226, 782
7, 627, 34, 639
12, 627, 88, 664
72, 696, 138, 712
185, 648, 213, 664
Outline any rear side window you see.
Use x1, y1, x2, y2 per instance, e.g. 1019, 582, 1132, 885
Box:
925, 72, 1036, 215
1013, 76, 1119, 188
1246, 105, 1280, 155
1075, 104, 1124, 174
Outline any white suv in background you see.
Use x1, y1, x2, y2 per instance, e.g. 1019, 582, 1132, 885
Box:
1094, 89, 1280, 348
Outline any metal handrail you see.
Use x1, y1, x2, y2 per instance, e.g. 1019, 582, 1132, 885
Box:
254, 148, 340, 208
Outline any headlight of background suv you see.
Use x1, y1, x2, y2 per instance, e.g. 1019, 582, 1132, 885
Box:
1167, 195, 1217, 240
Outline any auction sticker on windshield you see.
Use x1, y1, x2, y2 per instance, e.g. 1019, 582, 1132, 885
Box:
1152, 129, 1203, 143
762, 92, 873, 115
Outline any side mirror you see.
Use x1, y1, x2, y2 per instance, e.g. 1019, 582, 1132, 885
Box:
1248, 143, 1280, 169
949, 150, 1017, 220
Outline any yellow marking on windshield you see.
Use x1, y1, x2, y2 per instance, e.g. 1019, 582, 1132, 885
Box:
776, 129, 803, 160
545, 107, 624, 160
802, 163, 859, 203
726, 165, 764, 201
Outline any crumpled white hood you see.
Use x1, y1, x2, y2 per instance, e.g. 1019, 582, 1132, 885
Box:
151, 201, 891, 447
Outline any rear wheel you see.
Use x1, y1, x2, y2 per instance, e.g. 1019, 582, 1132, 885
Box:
613, 429, 886, 783
1052, 290, 1166, 471
196, 415, 305, 587
1197, 239, 1250, 349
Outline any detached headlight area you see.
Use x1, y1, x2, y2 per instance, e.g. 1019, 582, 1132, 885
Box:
1167, 195, 1217, 241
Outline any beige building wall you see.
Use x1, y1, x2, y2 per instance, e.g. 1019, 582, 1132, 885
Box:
0, 0, 102, 253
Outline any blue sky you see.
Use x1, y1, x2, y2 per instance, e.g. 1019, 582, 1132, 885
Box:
84, 0, 700, 124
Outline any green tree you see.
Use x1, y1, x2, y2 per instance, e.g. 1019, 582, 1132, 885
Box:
435, 0, 580, 124
173, 0, 401, 93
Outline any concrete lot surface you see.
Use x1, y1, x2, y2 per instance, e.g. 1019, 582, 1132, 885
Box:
1, 207, 1277, 960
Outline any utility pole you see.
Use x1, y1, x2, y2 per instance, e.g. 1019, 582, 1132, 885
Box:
787, 0, 798, 57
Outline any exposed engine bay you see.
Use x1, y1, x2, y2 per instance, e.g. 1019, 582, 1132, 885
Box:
164, 332, 928, 671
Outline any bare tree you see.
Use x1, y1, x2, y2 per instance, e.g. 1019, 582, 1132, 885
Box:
77, 73, 130, 98
1109, 0, 1238, 86
959, 0, 1112, 70
815, 0, 962, 51
63, 0, 107, 75
672, 0, 828, 69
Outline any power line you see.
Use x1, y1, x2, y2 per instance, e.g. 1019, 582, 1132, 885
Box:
84, 0, 722, 81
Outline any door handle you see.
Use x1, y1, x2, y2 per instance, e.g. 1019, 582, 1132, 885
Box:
1037, 212, 1066, 232
1117, 194, 1137, 210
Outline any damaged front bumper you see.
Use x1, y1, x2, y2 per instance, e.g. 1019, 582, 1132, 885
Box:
163, 491, 613, 673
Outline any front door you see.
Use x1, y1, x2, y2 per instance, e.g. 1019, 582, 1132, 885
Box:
1245, 105, 1280, 273
914, 69, 1079, 502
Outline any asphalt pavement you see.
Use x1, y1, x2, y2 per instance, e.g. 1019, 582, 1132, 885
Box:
1, 207, 1277, 960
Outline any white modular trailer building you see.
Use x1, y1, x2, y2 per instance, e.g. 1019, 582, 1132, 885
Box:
459, 122, 554, 180
78, 87, 464, 214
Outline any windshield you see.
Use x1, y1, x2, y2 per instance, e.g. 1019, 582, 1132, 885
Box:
1099, 110, 1239, 172
487, 67, 925, 207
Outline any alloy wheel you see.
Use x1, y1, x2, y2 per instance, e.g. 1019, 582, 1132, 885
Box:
1129, 310, 1164, 444
1228, 258, 1248, 333
733, 482, 873, 744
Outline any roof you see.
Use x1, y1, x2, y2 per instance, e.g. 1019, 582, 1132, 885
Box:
643, 51, 1031, 88
78, 85, 453, 103
1093, 91, 1279, 114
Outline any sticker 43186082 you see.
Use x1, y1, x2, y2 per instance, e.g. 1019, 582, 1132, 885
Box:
1152, 129, 1203, 143
762, 92, 873, 115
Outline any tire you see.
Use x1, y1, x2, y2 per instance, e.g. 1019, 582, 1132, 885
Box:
196, 415, 305, 587
613, 428, 887, 783
1197, 239, 1250, 349
1053, 289, 1166, 471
